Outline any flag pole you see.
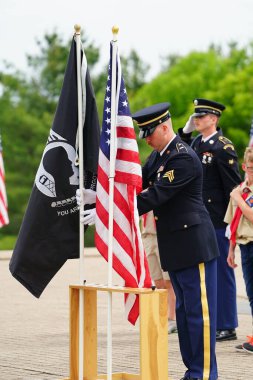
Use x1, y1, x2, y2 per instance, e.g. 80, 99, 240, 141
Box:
107, 25, 119, 380
74, 24, 85, 380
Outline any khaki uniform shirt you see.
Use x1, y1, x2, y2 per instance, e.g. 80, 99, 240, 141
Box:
224, 181, 253, 244
141, 210, 156, 235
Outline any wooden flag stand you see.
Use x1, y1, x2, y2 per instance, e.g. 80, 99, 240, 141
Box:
61, 284, 169, 380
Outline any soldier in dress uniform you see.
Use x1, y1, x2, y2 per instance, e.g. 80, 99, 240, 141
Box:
133, 102, 219, 380
178, 99, 241, 342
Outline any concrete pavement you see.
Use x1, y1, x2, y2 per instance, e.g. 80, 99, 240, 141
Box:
0, 248, 252, 380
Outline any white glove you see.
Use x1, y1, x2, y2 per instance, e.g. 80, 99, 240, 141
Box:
182, 115, 195, 134
80, 208, 96, 225
225, 224, 231, 239
76, 188, 96, 206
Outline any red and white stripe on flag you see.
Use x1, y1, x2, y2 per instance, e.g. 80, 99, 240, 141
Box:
0, 143, 9, 228
95, 43, 151, 325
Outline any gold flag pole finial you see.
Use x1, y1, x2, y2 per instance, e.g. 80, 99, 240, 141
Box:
74, 24, 81, 35
112, 25, 119, 41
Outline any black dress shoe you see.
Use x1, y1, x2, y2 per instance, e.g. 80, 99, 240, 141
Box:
216, 329, 237, 341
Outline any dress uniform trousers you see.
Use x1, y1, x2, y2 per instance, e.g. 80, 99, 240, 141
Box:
215, 228, 238, 330
169, 258, 218, 380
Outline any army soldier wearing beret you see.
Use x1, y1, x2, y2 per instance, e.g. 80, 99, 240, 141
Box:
133, 103, 219, 380
178, 99, 241, 342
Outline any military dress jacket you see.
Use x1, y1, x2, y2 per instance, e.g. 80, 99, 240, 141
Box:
178, 128, 241, 228
137, 135, 219, 272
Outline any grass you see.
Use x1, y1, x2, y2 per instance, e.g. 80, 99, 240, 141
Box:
0, 235, 17, 250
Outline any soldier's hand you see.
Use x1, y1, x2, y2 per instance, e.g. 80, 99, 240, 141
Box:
76, 188, 97, 206
80, 208, 96, 225
183, 115, 195, 134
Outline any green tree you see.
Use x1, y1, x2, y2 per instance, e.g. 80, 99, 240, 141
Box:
131, 43, 253, 162
2, 32, 253, 247
27, 31, 100, 101
121, 49, 150, 95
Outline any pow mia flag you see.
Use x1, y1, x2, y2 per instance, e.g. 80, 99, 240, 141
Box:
9, 37, 100, 297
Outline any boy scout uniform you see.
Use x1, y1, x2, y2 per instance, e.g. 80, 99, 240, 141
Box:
133, 103, 219, 380
141, 211, 170, 281
224, 182, 253, 243
225, 181, 253, 328
178, 99, 241, 339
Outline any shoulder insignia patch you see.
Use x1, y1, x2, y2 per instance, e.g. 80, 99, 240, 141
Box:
163, 170, 174, 182
176, 142, 188, 153
246, 195, 253, 208
223, 143, 235, 151
218, 136, 232, 145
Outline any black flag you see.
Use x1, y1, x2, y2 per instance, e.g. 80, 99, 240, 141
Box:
9, 37, 100, 297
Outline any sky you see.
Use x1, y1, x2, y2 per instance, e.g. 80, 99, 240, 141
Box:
1, 0, 253, 80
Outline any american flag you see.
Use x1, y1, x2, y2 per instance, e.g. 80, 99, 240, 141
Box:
0, 134, 9, 228
95, 43, 151, 325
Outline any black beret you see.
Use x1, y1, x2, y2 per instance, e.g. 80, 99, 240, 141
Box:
132, 102, 171, 139
192, 98, 225, 117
